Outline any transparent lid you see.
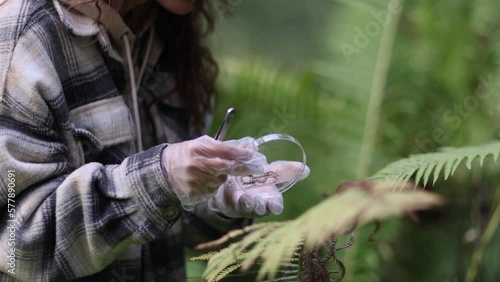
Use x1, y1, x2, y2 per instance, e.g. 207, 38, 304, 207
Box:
236, 133, 307, 195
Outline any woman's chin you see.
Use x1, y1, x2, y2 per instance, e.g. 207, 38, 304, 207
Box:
158, 0, 195, 15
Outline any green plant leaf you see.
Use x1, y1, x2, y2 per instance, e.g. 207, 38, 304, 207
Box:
195, 181, 442, 282
371, 142, 500, 188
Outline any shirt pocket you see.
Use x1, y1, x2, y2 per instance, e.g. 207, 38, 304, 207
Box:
69, 96, 136, 157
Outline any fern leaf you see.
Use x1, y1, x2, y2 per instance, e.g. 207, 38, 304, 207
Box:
371, 142, 500, 187
190, 252, 220, 262
432, 160, 446, 185
195, 181, 442, 281
214, 263, 242, 282
262, 275, 299, 282
195, 223, 271, 251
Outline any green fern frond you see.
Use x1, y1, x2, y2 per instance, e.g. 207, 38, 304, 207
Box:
196, 181, 442, 281
212, 58, 320, 139
262, 274, 299, 282
371, 142, 500, 187
214, 263, 243, 281
190, 252, 221, 262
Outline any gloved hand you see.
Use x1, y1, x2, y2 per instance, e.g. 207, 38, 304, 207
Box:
162, 136, 265, 210
208, 161, 310, 218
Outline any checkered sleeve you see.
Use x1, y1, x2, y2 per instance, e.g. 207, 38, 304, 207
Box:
0, 15, 181, 282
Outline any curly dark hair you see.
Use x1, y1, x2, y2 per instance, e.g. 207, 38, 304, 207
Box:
154, 1, 218, 134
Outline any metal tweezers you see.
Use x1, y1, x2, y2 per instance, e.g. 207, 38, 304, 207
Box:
214, 107, 235, 141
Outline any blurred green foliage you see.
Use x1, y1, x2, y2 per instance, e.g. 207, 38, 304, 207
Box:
188, 0, 500, 281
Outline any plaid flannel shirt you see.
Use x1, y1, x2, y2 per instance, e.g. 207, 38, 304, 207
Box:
0, 1, 248, 281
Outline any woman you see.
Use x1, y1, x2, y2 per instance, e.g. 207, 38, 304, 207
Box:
0, 0, 309, 281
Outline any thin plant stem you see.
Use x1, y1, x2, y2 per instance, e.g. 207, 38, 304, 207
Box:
465, 195, 500, 282
356, 0, 403, 179
347, 1, 404, 280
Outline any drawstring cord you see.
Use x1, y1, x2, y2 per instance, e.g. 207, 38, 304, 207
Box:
122, 26, 155, 152
122, 33, 143, 152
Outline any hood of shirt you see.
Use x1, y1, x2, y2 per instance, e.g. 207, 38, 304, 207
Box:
55, 0, 136, 51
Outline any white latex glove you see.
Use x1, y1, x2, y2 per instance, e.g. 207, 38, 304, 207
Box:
162, 136, 265, 210
208, 161, 310, 218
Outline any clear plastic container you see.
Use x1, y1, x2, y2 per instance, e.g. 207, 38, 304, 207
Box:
235, 133, 307, 195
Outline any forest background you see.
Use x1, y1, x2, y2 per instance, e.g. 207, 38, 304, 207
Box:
187, 0, 500, 281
